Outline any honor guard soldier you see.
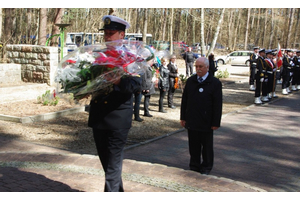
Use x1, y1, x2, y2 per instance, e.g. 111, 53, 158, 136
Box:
265, 50, 278, 99
291, 50, 300, 90
254, 48, 267, 104
282, 49, 294, 94
249, 46, 259, 91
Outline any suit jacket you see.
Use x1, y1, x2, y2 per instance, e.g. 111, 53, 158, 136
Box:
88, 75, 142, 130
180, 74, 222, 132
167, 62, 178, 89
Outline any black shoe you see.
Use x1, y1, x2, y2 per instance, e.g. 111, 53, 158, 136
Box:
144, 113, 153, 117
134, 117, 144, 122
190, 167, 200, 173
168, 105, 176, 109
199, 169, 211, 175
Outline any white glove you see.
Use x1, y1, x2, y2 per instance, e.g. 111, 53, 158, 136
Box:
260, 78, 264, 82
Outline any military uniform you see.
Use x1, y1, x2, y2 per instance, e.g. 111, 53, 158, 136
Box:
264, 50, 277, 99
254, 49, 267, 104
90, 15, 142, 192
282, 50, 294, 94
291, 51, 300, 90
249, 47, 259, 91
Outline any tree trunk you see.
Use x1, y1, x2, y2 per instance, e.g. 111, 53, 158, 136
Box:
244, 8, 251, 50
255, 8, 261, 45
200, 8, 205, 56
4, 8, 14, 44
233, 9, 242, 50
162, 8, 167, 41
51, 8, 64, 47
38, 8, 47, 45
268, 8, 275, 49
207, 8, 225, 56
136, 8, 141, 34
286, 8, 295, 48
292, 8, 300, 49
0, 8, 2, 42
262, 8, 268, 47
169, 8, 174, 55
142, 8, 148, 44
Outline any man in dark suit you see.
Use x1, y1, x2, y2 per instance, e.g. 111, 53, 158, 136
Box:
180, 57, 222, 175
88, 15, 142, 192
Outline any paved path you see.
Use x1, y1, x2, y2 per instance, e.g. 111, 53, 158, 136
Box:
1, 91, 300, 192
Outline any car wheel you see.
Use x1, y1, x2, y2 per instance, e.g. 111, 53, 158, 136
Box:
217, 59, 224, 65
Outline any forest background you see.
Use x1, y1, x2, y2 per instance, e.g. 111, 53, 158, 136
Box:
0, 7, 300, 61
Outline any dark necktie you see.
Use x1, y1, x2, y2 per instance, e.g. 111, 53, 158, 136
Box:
198, 77, 203, 83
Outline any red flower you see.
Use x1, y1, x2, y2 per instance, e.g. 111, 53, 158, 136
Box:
66, 59, 76, 64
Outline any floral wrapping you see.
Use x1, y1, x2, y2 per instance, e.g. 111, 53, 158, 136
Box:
55, 40, 154, 100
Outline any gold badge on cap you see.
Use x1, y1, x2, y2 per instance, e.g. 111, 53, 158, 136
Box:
104, 17, 111, 25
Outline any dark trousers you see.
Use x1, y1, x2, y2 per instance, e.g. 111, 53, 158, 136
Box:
93, 128, 129, 192
133, 92, 142, 119
159, 89, 167, 111
267, 72, 276, 94
143, 95, 151, 115
249, 66, 256, 85
292, 68, 300, 85
255, 74, 262, 97
168, 78, 175, 107
282, 67, 291, 89
187, 129, 214, 172
186, 62, 194, 77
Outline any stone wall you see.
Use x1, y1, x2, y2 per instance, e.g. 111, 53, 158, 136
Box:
6, 45, 59, 86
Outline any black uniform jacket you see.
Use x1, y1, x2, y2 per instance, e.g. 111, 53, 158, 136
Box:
88, 75, 142, 130
180, 73, 222, 132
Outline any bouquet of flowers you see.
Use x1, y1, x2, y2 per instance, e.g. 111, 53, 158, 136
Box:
55, 40, 154, 100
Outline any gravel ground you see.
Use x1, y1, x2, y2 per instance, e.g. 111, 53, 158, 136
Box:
0, 58, 257, 155
0, 77, 254, 155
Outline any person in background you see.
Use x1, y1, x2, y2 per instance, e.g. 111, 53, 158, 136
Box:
182, 47, 196, 77
142, 55, 155, 117
158, 57, 169, 113
167, 55, 178, 109
180, 57, 222, 175
133, 91, 143, 122
208, 52, 216, 77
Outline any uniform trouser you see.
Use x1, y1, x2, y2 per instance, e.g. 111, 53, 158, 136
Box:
282, 67, 291, 89
159, 89, 167, 111
255, 73, 262, 97
186, 62, 194, 76
249, 66, 256, 85
93, 128, 128, 192
292, 68, 300, 85
188, 129, 214, 172
267, 72, 276, 94
143, 95, 151, 115
133, 92, 142, 119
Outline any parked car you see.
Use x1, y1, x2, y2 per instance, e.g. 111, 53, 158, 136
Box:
215, 50, 252, 66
